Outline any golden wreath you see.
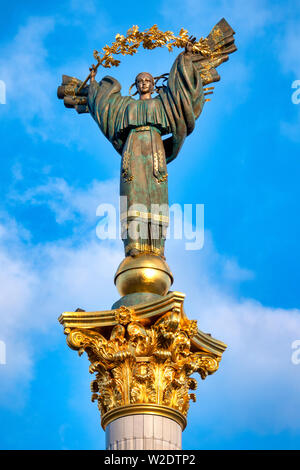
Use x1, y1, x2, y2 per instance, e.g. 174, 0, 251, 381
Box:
93, 24, 211, 69
78, 24, 215, 92
76, 21, 236, 94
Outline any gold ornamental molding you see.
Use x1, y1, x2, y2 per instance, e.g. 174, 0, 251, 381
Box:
101, 404, 187, 431
59, 292, 226, 427
59, 291, 226, 357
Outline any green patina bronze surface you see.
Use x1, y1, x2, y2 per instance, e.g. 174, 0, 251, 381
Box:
57, 19, 237, 259
87, 53, 205, 257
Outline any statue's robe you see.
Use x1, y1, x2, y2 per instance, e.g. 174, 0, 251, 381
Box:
87, 53, 205, 257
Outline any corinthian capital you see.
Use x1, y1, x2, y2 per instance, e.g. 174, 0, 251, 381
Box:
60, 292, 225, 429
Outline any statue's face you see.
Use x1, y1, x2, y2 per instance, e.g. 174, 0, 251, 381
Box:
135, 73, 154, 96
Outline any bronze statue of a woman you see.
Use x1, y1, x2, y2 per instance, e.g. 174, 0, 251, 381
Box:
58, 19, 236, 261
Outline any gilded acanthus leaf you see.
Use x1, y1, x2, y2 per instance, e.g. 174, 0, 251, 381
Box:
65, 308, 221, 419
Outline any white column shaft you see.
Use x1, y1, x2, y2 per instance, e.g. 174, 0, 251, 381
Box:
106, 414, 182, 450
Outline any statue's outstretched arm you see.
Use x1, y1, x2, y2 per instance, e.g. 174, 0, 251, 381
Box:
57, 63, 124, 115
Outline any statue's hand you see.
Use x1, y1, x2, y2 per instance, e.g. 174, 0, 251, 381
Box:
185, 35, 197, 55
89, 64, 97, 82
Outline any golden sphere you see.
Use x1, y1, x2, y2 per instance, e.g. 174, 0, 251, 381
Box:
114, 254, 173, 297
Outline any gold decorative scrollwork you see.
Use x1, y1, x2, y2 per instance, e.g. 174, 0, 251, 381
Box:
65, 307, 220, 422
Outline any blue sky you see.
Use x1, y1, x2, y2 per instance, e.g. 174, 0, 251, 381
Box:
0, 0, 300, 450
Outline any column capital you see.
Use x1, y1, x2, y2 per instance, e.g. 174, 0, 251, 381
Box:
59, 292, 226, 429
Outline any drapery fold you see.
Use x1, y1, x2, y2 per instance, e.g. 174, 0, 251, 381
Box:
87, 53, 205, 257
87, 52, 205, 164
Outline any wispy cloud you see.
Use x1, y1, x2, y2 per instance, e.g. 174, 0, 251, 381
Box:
0, 17, 56, 135
9, 176, 119, 227
0, 214, 121, 408
0, 15, 105, 148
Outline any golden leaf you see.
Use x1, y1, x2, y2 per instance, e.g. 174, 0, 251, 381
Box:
91, 24, 215, 70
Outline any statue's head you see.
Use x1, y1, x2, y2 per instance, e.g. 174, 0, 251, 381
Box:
135, 72, 155, 97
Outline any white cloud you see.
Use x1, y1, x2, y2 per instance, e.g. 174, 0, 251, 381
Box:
0, 219, 38, 407
0, 17, 56, 133
0, 215, 122, 408
0, 178, 121, 407
200, 297, 300, 433
9, 176, 119, 226
0, 15, 105, 149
